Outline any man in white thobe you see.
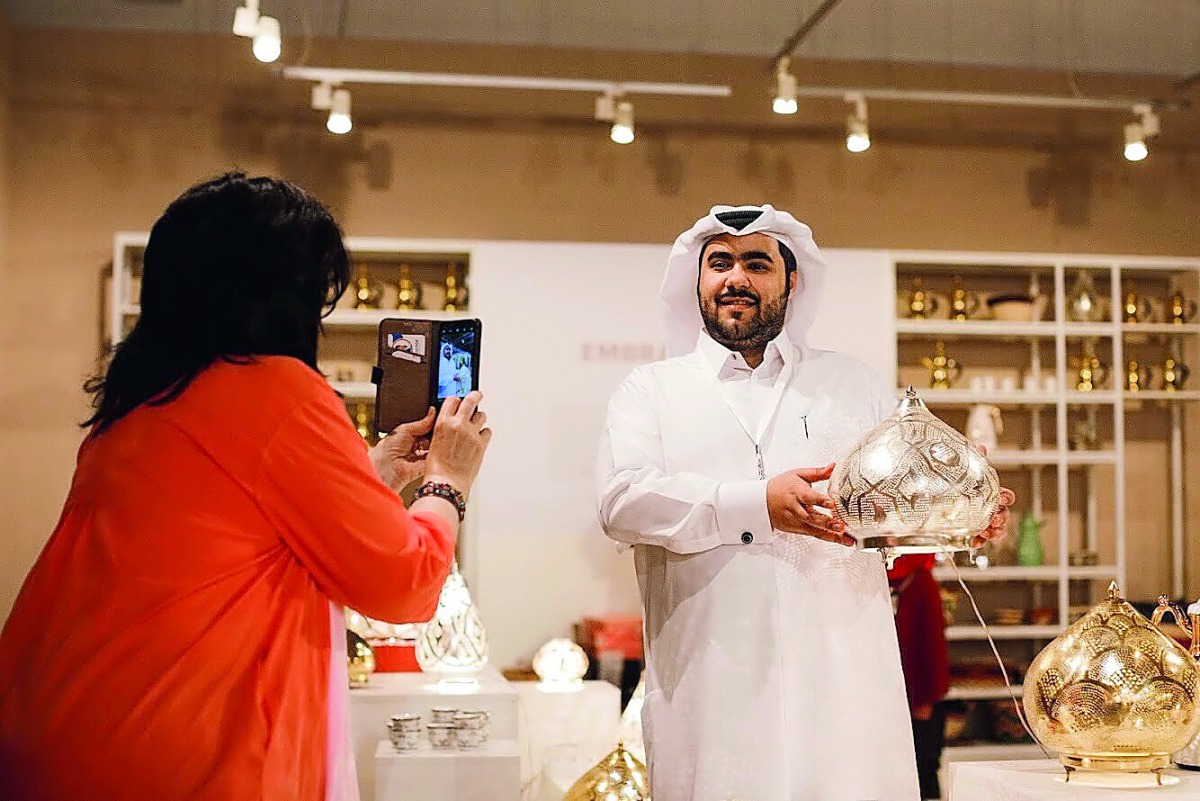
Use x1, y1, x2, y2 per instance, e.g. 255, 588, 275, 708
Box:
597, 205, 1007, 801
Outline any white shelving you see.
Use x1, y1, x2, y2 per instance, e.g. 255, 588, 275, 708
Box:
911, 389, 1118, 406
945, 624, 1061, 641
331, 381, 376, 400
946, 684, 1023, 701
933, 565, 1117, 582
324, 308, 468, 328
988, 449, 1117, 467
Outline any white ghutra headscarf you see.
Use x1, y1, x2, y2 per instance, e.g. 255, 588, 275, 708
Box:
659, 204, 827, 357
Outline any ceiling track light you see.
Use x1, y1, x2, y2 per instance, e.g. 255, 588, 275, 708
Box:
232, 0, 259, 37
611, 100, 635, 145
773, 57, 798, 115
252, 14, 282, 63
327, 88, 353, 135
1124, 103, 1160, 162
845, 93, 870, 153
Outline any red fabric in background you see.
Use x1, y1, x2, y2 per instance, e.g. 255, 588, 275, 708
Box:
887, 555, 950, 711
0, 357, 455, 801
580, 616, 644, 659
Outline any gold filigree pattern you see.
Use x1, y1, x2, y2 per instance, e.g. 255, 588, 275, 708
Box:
1023, 582, 1200, 773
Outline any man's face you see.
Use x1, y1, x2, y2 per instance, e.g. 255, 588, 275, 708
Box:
443, 345, 453, 359
697, 232, 794, 353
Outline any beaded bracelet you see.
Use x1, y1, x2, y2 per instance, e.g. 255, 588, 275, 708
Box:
414, 481, 467, 522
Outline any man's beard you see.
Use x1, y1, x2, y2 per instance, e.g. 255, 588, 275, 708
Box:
699, 284, 789, 353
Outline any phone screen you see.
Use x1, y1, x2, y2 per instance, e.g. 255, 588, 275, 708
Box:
436, 324, 476, 400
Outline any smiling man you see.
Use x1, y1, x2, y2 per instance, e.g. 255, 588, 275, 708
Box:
596, 205, 1009, 801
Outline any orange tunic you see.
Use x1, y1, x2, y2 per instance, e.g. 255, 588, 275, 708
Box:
0, 356, 454, 800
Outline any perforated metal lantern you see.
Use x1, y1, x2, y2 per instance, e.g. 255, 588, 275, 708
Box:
1022, 582, 1200, 776
831, 387, 1000, 562
563, 742, 649, 801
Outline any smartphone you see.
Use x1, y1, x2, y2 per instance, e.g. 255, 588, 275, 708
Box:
373, 318, 482, 433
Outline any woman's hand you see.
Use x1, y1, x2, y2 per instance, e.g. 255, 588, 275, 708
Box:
424, 391, 492, 494
369, 407, 436, 493
974, 444, 1015, 547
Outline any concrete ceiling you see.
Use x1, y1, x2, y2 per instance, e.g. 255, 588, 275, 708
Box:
5, 0, 1200, 78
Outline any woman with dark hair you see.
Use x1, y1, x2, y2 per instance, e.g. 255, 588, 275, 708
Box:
0, 173, 491, 800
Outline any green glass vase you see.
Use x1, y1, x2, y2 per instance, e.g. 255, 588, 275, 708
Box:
1016, 510, 1045, 567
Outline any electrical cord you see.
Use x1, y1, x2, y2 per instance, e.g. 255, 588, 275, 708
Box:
949, 557, 1053, 760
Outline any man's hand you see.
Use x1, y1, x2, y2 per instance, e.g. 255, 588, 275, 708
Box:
766, 464, 855, 547
974, 444, 1015, 547
369, 407, 436, 493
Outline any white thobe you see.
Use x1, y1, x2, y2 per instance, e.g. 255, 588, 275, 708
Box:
597, 331, 920, 801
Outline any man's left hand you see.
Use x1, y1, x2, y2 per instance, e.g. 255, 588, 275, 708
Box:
974, 444, 1015, 548
369, 407, 436, 493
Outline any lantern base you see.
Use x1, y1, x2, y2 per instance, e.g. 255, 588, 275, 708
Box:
1060, 752, 1174, 774
860, 533, 974, 567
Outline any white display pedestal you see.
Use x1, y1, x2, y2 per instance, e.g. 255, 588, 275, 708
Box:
535, 759, 596, 801
513, 680, 622, 782
351, 668, 519, 801
375, 740, 521, 801
950, 760, 1200, 800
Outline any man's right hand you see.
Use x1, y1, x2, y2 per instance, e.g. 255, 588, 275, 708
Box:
766, 464, 855, 547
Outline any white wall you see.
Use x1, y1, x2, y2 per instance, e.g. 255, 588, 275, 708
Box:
466, 242, 895, 667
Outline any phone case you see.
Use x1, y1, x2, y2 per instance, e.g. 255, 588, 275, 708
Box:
374, 319, 435, 433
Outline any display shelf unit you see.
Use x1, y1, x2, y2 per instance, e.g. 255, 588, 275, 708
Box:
945, 625, 1061, 641
895, 251, 1200, 761
932, 565, 1117, 582
110, 233, 474, 428
946, 684, 1024, 701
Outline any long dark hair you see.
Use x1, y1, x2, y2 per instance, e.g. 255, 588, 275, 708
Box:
84, 172, 351, 431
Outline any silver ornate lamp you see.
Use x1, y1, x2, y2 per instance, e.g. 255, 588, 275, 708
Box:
831, 386, 1001, 566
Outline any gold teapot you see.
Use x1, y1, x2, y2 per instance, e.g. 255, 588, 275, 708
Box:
353, 265, 383, 309
905, 277, 940, 320
1162, 341, 1190, 391
348, 629, 376, 688
1070, 338, 1108, 392
396, 264, 422, 310
1125, 359, 1152, 393
921, 340, 962, 390
1022, 581, 1200, 779
831, 387, 1000, 566
949, 275, 980, 321
1122, 283, 1154, 324
1171, 291, 1197, 325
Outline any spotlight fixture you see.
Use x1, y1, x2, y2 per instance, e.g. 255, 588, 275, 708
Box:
773, 57, 798, 115
252, 15, 282, 63
845, 93, 870, 153
1124, 103, 1159, 162
327, 88, 352, 134
1124, 122, 1148, 162
611, 100, 635, 145
232, 0, 259, 37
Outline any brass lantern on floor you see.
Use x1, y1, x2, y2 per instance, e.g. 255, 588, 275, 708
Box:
1022, 582, 1200, 778
831, 387, 1000, 566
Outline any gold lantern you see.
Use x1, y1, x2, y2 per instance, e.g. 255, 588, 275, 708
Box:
563, 742, 649, 801
1022, 581, 1200, 780
831, 387, 1000, 566
347, 629, 376, 688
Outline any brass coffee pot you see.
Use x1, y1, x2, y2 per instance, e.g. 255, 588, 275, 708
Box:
1071, 338, 1108, 392
949, 275, 979, 321
1171, 291, 1197, 325
353, 265, 383, 309
396, 264, 422, 310
1125, 359, 1152, 393
1162, 341, 1190, 391
921, 340, 962, 389
1023, 582, 1200, 780
905, 277, 940, 320
1123, 283, 1154, 324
